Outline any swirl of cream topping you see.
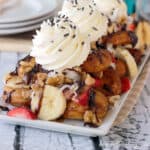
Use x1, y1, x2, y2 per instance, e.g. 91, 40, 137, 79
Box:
60, 0, 108, 42
94, 0, 127, 22
30, 16, 90, 72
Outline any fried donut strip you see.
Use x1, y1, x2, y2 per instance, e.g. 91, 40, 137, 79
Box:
100, 31, 137, 46
3, 86, 31, 107
100, 67, 122, 96
81, 50, 112, 73
115, 59, 128, 77
63, 89, 109, 127
63, 101, 88, 120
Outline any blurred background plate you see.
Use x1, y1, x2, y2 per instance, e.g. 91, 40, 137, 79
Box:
0, 14, 53, 29
0, 0, 63, 35
0, 0, 57, 23
0, 23, 40, 35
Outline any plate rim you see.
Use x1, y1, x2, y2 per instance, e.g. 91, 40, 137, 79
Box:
0, 50, 149, 136
0, 14, 52, 29
0, 23, 40, 35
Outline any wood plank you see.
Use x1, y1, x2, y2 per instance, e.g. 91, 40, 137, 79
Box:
0, 52, 18, 94
0, 52, 19, 150
70, 134, 94, 150
0, 123, 16, 150
13, 125, 25, 150
99, 76, 150, 150
22, 126, 95, 150
23, 129, 74, 150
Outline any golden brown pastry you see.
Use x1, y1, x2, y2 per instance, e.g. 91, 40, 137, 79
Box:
135, 22, 145, 51
101, 31, 137, 46
2, 86, 31, 107
115, 59, 127, 77
81, 50, 112, 73
63, 101, 88, 120
100, 67, 122, 96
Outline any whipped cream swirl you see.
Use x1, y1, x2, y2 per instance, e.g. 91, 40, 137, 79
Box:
30, 16, 90, 72
60, 0, 108, 42
94, 0, 127, 22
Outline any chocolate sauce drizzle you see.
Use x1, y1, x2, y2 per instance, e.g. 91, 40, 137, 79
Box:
128, 31, 138, 47
10, 55, 49, 85
10, 55, 33, 76
4, 90, 15, 104
35, 89, 44, 115
88, 89, 96, 108
0, 105, 9, 111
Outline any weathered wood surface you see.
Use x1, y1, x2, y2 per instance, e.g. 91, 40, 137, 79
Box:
0, 52, 150, 150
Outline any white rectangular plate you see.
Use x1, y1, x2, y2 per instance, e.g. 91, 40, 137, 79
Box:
0, 50, 149, 137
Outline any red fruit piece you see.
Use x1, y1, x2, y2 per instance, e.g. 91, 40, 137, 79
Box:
78, 91, 89, 106
7, 107, 36, 120
112, 56, 116, 63
93, 79, 101, 88
110, 53, 116, 63
121, 77, 131, 93
128, 23, 135, 31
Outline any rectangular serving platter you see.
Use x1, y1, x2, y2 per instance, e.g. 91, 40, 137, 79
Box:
0, 49, 149, 137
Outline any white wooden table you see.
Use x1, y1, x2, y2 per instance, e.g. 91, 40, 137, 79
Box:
0, 52, 150, 150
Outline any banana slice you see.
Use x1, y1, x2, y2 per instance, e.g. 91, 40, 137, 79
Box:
135, 22, 145, 51
117, 49, 138, 79
38, 85, 66, 121
143, 21, 150, 47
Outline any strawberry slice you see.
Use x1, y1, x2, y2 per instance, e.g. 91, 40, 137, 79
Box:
78, 91, 89, 106
128, 23, 136, 31
93, 78, 101, 88
121, 77, 131, 93
7, 107, 36, 120
112, 56, 117, 63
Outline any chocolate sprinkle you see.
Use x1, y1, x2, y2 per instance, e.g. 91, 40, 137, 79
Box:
61, 26, 66, 29
81, 41, 85, 45
92, 26, 98, 31
88, 89, 96, 108
58, 49, 63, 52
5, 90, 15, 103
74, 0, 78, 5
0, 105, 9, 111
72, 34, 76, 38
64, 33, 69, 37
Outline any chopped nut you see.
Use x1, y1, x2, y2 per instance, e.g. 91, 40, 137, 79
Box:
37, 73, 47, 81
64, 77, 73, 84
46, 75, 72, 86
34, 73, 48, 87
109, 95, 120, 105
91, 41, 97, 50
85, 74, 95, 86
73, 66, 82, 73
107, 24, 115, 34
83, 110, 102, 127
46, 75, 64, 86
20, 58, 35, 67
4, 74, 29, 89
18, 57, 35, 78
31, 84, 43, 91
2, 86, 31, 107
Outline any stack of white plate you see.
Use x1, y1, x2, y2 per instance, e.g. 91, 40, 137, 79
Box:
0, 0, 61, 35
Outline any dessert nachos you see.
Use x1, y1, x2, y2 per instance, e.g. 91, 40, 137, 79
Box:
2, 0, 145, 127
